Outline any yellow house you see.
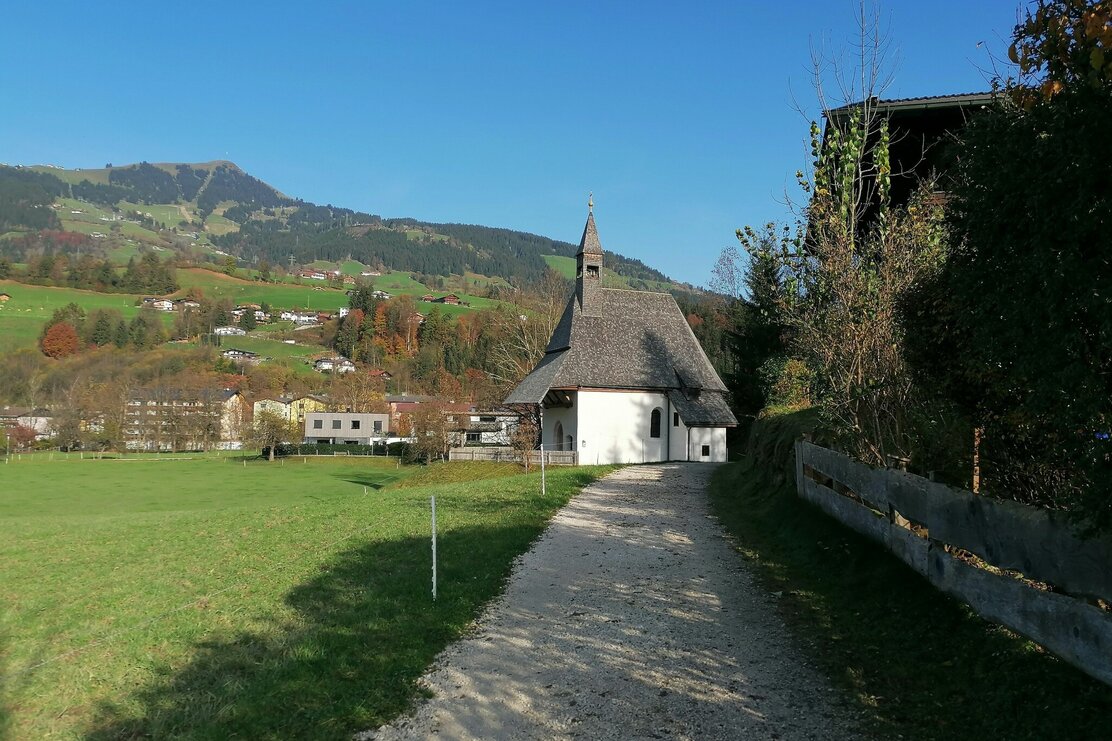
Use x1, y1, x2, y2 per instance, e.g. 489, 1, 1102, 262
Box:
252, 394, 329, 426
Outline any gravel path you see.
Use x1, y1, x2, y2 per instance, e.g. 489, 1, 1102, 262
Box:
362, 464, 855, 740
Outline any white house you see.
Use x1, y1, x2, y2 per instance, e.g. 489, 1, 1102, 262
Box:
214, 326, 246, 336
221, 348, 262, 363
143, 297, 174, 312
505, 206, 736, 464
313, 357, 356, 374
280, 310, 319, 324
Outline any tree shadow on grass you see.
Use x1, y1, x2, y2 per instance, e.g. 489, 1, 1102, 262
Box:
85, 521, 545, 740
334, 472, 398, 490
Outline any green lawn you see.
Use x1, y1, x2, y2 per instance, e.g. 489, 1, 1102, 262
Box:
0, 455, 611, 739
708, 410, 1112, 739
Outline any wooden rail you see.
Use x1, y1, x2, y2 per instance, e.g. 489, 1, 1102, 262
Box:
448, 447, 578, 465
795, 440, 1112, 686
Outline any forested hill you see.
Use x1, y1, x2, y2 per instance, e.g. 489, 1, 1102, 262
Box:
0, 161, 683, 291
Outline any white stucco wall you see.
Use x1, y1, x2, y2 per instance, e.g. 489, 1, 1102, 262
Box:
543, 403, 578, 452
668, 408, 688, 461
541, 390, 730, 464
575, 390, 669, 465
688, 426, 728, 463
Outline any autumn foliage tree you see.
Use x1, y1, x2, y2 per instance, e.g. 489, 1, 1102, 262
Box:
40, 321, 80, 358
1008, 0, 1112, 105
8, 423, 38, 451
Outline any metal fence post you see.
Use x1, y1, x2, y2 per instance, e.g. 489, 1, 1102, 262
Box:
431, 495, 438, 601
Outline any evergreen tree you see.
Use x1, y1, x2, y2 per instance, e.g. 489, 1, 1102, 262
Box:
114, 320, 130, 348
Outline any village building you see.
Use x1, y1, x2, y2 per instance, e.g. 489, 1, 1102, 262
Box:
447, 410, 518, 447
221, 348, 262, 364
142, 297, 175, 312
0, 406, 53, 439
124, 388, 248, 451
303, 411, 390, 445
279, 310, 318, 324
213, 326, 246, 336
0, 292, 12, 302
313, 357, 356, 374
505, 205, 737, 464
253, 393, 329, 426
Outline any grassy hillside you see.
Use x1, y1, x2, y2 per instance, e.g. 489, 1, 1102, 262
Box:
0, 280, 160, 352
175, 268, 350, 311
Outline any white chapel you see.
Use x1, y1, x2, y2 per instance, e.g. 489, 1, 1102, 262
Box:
505, 205, 737, 464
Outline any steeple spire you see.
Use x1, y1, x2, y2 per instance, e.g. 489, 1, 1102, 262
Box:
575, 200, 604, 314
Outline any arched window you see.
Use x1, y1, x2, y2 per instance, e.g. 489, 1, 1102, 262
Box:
554, 421, 564, 449
650, 408, 662, 438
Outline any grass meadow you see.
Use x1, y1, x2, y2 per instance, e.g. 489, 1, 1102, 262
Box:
0, 454, 609, 739
0, 280, 157, 352
175, 269, 352, 312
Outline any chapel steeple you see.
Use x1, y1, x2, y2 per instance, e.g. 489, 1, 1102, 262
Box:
576, 194, 603, 314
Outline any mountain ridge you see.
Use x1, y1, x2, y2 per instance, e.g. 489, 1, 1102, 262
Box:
1, 160, 695, 294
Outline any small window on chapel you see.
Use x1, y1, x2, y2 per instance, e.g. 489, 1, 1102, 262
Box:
673, 412, 679, 427
701, 444, 711, 457
650, 408, 662, 438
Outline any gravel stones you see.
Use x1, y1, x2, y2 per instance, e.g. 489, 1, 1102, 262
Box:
360, 464, 856, 740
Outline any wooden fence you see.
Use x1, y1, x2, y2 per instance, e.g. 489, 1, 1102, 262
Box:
795, 440, 1112, 686
448, 447, 578, 465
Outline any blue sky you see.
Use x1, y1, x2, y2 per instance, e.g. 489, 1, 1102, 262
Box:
0, 1, 1021, 286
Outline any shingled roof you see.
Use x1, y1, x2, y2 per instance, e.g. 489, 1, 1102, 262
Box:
578, 211, 603, 256
506, 214, 737, 428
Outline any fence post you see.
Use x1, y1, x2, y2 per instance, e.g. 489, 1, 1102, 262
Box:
541, 444, 546, 497
794, 439, 805, 496
431, 495, 438, 601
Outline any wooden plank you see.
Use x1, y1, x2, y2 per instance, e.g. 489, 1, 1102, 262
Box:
802, 479, 889, 545
887, 470, 1112, 603
885, 524, 930, 577
794, 440, 804, 497
800, 442, 889, 510
928, 547, 1112, 686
